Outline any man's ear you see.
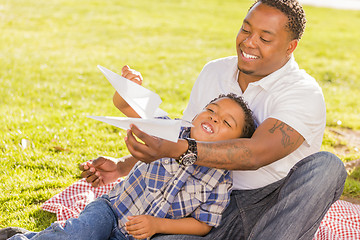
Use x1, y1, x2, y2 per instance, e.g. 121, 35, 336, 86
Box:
287, 39, 298, 55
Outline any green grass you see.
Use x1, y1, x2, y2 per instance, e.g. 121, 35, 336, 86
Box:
1, 0, 359, 230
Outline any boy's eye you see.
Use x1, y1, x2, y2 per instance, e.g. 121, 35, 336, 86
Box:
224, 120, 231, 128
207, 108, 214, 113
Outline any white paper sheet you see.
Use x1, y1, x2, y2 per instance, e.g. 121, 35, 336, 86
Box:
97, 65, 167, 118
87, 116, 193, 143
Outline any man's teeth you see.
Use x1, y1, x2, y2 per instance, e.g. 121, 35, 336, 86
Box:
243, 52, 258, 59
202, 124, 213, 133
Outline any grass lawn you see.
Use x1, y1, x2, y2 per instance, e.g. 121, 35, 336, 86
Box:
1, 0, 359, 231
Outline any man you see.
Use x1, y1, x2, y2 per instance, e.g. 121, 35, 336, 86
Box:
84, 0, 346, 239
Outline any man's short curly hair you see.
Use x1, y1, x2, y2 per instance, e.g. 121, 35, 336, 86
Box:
250, 0, 306, 40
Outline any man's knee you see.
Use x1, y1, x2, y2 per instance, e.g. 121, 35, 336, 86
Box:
306, 151, 347, 200
312, 151, 347, 180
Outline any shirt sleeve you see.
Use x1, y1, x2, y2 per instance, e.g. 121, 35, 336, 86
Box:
268, 79, 326, 146
190, 171, 232, 227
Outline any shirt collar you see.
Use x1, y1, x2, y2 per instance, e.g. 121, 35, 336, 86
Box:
248, 54, 299, 91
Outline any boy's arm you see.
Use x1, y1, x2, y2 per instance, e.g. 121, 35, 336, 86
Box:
113, 65, 143, 118
126, 215, 212, 239
79, 155, 138, 187
113, 91, 140, 118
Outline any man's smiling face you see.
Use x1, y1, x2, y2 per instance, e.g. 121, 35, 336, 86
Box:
236, 2, 297, 79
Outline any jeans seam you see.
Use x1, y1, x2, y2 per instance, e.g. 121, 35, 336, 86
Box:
298, 201, 333, 240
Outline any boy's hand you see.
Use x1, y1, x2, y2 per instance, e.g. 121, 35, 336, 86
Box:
125, 215, 159, 239
121, 65, 143, 85
79, 156, 120, 187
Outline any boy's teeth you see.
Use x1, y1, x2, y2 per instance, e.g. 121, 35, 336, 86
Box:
243, 52, 258, 59
202, 123, 213, 133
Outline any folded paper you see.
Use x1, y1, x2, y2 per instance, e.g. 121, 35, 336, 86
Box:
87, 116, 193, 143
97, 65, 167, 118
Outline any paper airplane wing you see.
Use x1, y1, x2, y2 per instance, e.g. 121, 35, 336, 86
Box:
87, 116, 192, 143
97, 65, 167, 118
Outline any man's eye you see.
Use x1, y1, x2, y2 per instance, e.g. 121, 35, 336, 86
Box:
260, 37, 270, 43
242, 28, 250, 33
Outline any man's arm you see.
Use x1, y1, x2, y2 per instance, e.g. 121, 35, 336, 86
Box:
124, 117, 304, 170
195, 118, 304, 170
125, 215, 212, 239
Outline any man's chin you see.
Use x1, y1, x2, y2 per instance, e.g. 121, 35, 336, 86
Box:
238, 66, 254, 75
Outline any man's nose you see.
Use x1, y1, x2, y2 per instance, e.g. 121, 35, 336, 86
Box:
243, 34, 257, 48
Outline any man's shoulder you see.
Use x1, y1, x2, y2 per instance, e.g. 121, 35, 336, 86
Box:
198, 56, 238, 80
204, 56, 237, 69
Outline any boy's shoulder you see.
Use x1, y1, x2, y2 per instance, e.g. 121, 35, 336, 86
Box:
190, 165, 231, 189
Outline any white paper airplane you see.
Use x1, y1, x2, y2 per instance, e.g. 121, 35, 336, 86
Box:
88, 66, 192, 142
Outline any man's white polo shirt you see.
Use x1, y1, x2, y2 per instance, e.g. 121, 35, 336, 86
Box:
182, 55, 326, 190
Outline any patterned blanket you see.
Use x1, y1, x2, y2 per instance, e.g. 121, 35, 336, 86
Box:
42, 179, 360, 239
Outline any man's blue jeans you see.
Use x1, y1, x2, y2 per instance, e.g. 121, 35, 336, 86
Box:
152, 151, 347, 240
9, 195, 126, 240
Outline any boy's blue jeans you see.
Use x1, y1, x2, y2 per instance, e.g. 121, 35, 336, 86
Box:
9, 195, 126, 240
152, 151, 347, 240
10, 151, 347, 240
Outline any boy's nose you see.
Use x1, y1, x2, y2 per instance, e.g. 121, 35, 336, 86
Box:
210, 115, 218, 123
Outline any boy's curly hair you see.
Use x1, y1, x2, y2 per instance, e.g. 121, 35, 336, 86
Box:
209, 93, 256, 138
250, 0, 306, 40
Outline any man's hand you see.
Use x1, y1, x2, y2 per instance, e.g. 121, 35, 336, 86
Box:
125, 215, 159, 239
124, 124, 188, 163
79, 156, 121, 187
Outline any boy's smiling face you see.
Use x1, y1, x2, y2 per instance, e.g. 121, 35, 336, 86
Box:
190, 97, 246, 142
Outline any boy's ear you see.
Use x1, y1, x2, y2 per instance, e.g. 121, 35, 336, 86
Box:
287, 39, 298, 56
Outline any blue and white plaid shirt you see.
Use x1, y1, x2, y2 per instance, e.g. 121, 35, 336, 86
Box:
109, 127, 232, 238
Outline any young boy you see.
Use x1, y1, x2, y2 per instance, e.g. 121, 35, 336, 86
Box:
5, 93, 256, 240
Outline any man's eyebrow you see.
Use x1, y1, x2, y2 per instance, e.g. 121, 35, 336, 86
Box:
243, 19, 251, 26
243, 19, 275, 35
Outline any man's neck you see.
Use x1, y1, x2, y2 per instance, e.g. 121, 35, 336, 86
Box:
237, 72, 264, 92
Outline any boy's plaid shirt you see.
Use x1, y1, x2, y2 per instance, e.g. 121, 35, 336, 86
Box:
109, 127, 232, 237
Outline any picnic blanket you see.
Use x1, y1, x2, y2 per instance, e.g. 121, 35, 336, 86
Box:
42, 179, 360, 239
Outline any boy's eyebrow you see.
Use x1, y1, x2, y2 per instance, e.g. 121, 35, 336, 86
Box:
210, 102, 238, 128
229, 114, 238, 128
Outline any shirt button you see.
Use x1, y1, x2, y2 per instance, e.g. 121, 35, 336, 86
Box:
173, 180, 177, 184
164, 159, 169, 164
